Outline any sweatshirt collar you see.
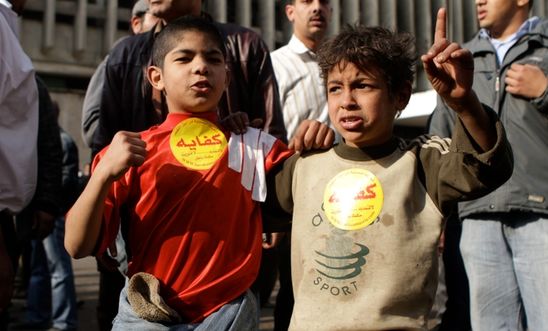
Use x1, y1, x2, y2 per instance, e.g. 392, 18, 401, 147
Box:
333, 137, 399, 161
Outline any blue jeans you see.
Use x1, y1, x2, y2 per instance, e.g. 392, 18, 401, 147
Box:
27, 217, 77, 330
113, 282, 258, 331
460, 213, 548, 331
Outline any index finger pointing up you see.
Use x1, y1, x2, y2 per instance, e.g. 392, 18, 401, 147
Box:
434, 8, 447, 43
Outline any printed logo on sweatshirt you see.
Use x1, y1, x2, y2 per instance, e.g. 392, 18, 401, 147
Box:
169, 118, 227, 170
323, 169, 383, 230
312, 233, 370, 296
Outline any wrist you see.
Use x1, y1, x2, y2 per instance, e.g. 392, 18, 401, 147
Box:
533, 84, 548, 101
446, 90, 480, 114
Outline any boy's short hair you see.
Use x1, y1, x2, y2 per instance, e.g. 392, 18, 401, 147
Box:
151, 16, 227, 68
317, 25, 416, 96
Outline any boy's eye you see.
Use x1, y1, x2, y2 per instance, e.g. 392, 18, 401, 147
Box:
207, 56, 223, 64
328, 86, 341, 94
354, 82, 373, 90
176, 56, 192, 63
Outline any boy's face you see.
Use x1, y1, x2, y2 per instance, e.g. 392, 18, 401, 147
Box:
149, 30, 228, 114
326, 62, 408, 148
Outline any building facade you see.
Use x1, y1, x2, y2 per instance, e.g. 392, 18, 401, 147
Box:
18, 0, 548, 166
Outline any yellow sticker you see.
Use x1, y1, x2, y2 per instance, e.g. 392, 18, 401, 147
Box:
169, 118, 227, 170
323, 169, 384, 230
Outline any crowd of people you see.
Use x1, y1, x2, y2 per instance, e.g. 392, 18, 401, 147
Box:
1, 0, 546, 330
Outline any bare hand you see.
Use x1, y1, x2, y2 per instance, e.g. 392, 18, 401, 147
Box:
421, 8, 474, 109
95, 131, 146, 181
220, 111, 264, 134
505, 63, 548, 99
262, 232, 285, 249
289, 119, 335, 153
31, 210, 55, 240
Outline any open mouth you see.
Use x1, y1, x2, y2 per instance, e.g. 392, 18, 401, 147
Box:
191, 81, 212, 92
340, 116, 363, 130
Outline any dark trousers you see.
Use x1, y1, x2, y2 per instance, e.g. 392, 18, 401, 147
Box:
273, 237, 293, 331
0, 212, 17, 331
96, 260, 125, 331
438, 219, 471, 331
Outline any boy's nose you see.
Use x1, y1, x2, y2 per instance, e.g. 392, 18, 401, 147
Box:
341, 91, 359, 110
193, 58, 209, 75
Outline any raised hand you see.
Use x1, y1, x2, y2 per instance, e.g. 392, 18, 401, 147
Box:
95, 131, 147, 181
421, 8, 475, 111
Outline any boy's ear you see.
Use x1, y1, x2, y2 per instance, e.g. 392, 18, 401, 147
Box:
224, 65, 231, 89
396, 81, 412, 111
147, 65, 164, 91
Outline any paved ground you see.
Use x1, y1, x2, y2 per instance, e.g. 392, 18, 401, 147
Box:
8, 257, 276, 331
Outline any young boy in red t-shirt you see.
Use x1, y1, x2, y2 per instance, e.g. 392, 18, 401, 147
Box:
65, 16, 325, 329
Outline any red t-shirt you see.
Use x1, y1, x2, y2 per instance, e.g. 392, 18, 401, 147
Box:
93, 112, 292, 322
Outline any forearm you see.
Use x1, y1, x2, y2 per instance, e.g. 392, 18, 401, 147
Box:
447, 91, 496, 152
65, 169, 113, 259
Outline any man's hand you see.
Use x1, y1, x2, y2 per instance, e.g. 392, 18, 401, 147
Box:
95, 131, 146, 181
31, 210, 55, 240
505, 63, 548, 99
289, 120, 335, 153
421, 8, 475, 111
220, 112, 264, 134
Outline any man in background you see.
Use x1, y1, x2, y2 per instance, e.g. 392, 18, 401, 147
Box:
82, 0, 159, 148
429, 0, 548, 329
271, 0, 332, 141
0, 0, 39, 328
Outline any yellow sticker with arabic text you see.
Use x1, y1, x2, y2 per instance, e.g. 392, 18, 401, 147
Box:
323, 169, 384, 230
169, 118, 227, 170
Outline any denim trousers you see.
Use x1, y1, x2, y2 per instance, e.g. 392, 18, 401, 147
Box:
27, 217, 77, 330
460, 213, 548, 331
113, 282, 259, 331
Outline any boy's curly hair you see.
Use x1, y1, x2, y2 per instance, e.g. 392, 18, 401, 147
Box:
317, 25, 416, 97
